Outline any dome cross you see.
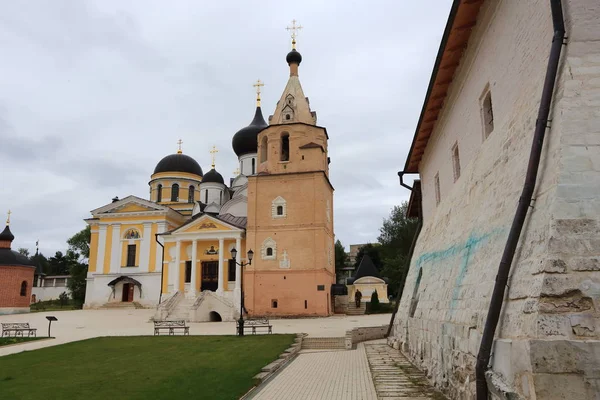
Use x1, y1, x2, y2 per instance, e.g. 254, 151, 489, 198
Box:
6, 209, 11, 225
210, 145, 219, 169
177, 139, 183, 154
286, 19, 303, 49
253, 79, 264, 107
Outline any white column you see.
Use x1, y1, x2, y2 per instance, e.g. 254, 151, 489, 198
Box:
174, 240, 181, 293
234, 236, 242, 315
95, 225, 108, 275
139, 223, 152, 271
217, 238, 224, 293
190, 240, 198, 297
155, 222, 167, 271
110, 224, 121, 273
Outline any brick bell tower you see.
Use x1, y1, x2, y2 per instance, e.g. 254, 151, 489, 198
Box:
245, 21, 335, 317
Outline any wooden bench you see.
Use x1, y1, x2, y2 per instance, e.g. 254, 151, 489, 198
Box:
153, 320, 189, 336
1, 322, 37, 337
236, 318, 272, 335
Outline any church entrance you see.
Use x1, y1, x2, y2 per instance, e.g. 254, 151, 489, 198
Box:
201, 261, 218, 292
122, 283, 134, 302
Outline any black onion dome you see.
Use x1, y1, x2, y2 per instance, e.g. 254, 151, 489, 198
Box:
0, 249, 35, 267
202, 168, 224, 184
286, 49, 302, 65
0, 225, 14, 242
153, 153, 203, 176
232, 107, 268, 157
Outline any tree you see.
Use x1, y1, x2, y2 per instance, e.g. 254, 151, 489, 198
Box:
370, 290, 380, 312
67, 226, 91, 260
17, 248, 30, 257
31, 252, 50, 274
377, 202, 419, 298
334, 240, 349, 281
354, 243, 383, 270
48, 251, 70, 275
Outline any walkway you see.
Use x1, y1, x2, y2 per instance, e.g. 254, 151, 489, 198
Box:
250, 344, 378, 400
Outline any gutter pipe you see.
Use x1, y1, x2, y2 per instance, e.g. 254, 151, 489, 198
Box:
475, 1, 565, 398
155, 233, 165, 304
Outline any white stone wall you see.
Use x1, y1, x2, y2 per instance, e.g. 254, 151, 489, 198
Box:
390, 1, 600, 399
32, 286, 69, 302
83, 273, 162, 308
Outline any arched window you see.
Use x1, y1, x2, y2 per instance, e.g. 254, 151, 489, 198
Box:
20, 281, 27, 296
260, 136, 268, 162
281, 133, 289, 161
272, 196, 287, 218
266, 248, 273, 256
188, 185, 195, 203
156, 184, 162, 202
261, 237, 277, 260
251, 158, 256, 174
171, 184, 179, 202
205, 190, 208, 203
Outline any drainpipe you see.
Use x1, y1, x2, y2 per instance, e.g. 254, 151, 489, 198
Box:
386, 171, 423, 337
475, 2, 565, 398
155, 233, 165, 304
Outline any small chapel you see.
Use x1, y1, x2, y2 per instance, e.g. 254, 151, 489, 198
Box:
84, 28, 336, 321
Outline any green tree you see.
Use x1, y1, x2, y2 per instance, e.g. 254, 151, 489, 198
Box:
370, 290, 380, 312
67, 226, 91, 260
31, 252, 50, 274
17, 248, 30, 257
377, 202, 419, 298
48, 251, 70, 275
354, 243, 383, 270
334, 240, 348, 281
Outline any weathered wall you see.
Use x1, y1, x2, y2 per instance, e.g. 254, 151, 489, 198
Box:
389, 0, 600, 399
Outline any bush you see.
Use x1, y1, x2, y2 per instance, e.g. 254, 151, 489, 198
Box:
59, 292, 69, 306
370, 291, 380, 312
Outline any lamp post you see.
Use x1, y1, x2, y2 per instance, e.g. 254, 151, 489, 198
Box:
231, 247, 253, 336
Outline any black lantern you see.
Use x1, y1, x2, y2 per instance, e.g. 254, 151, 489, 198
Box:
231, 248, 254, 336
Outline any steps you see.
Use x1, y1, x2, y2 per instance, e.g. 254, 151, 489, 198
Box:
346, 302, 366, 315
167, 298, 197, 321
301, 337, 346, 350
101, 302, 136, 309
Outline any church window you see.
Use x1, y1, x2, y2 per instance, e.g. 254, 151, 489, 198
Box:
126, 245, 136, 266
260, 136, 268, 162
452, 142, 461, 182
271, 299, 278, 308
272, 196, 287, 218
171, 184, 179, 202
251, 158, 256, 174
20, 281, 27, 296
220, 191, 223, 204
481, 88, 494, 139
205, 190, 208, 203
261, 237, 277, 260
434, 173, 441, 206
157, 184, 162, 202
123, 229, 140, 239
286, 114, 291, 120
188, 185, 195, 203
228, 259, 236, 281
304, 300, 307, 309
286, 94, 294, 106
281, 133, 289, 161
185, 261, 192, 283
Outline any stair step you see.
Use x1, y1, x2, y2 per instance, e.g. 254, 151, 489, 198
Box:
301, 337, 346, 350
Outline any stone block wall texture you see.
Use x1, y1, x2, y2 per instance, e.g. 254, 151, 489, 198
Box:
389, 0, 600, 399
0, 266, 34, 313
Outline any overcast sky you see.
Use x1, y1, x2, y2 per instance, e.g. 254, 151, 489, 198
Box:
0, 0, 452, 256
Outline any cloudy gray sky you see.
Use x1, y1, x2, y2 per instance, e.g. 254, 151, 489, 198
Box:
0, 0, 452, 256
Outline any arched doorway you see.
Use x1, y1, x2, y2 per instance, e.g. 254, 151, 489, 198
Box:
209, 311, 222, 322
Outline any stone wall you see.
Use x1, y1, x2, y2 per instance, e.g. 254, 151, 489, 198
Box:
389, 1, 600, 399
0, 265, 34, 314
345, 325, 387, 349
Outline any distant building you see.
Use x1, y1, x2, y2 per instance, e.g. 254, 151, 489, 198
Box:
0, 221, 35, 315
32, 275, 71, 303
347, 243, 369, 265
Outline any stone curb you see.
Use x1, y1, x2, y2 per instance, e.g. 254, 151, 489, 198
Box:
240, 333, 306, 400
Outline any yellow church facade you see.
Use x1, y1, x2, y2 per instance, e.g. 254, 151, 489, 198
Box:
84, 32, 336, 320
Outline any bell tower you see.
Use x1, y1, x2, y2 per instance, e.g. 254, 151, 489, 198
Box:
245, 21, 335, 317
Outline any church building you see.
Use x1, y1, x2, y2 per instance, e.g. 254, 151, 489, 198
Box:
84, 31, 336, 321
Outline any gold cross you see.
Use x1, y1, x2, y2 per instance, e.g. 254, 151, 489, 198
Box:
253, 79, 264, 106
6, 209, 11, 225
210, 145, 218, 168
177, 139, 183, 154
233, 167, 240, 176
286, 19, 303, 49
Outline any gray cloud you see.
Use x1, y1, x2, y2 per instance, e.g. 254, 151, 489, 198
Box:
0, 0, 451, 253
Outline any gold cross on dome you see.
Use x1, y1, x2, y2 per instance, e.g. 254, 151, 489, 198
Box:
177, 139, 183, 154
286, 19, 303, 49
253, 79, 264, 106
6, 209, 11, 225
210, 145, 218, 168
233, 167, 240, 176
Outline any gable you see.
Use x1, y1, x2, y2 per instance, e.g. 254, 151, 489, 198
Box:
113, 204, 157, 213
173, 214, 242, 234
92, 195, 168, 216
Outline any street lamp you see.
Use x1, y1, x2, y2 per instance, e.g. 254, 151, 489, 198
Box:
231, 248, 254, 336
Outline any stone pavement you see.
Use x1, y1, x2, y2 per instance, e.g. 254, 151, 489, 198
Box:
365, 341, 447, 399
0, 309, 391, 357
249, 344, 378, 400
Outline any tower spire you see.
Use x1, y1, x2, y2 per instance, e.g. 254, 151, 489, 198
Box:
177, 139, 183, 154
286, 19, 303, 50
253, 79, 264, 107
210, 145, 219, 169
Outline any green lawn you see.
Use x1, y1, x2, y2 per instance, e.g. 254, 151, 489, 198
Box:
0, 337, 47, 347
0, 335, 295, 400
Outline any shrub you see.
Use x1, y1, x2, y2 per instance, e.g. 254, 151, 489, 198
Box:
370, 291, 380, 312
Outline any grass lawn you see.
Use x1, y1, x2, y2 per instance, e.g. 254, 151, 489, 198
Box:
0, 337, 47, 347
0, 335, 295, 400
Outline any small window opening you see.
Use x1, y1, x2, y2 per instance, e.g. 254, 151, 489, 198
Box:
452, 143, 461, 182
156, 184, 162, 202
434, 173, 441, 206
171, 184, 179, 202
251, 158, 256, 174
126, 244, 136, 267
482, 90, 494, 138
20, 281, 27, 296
220, 191, 223, 204
188, 185, 195, 203
276, 205, 283, 216
205, 190, 208, 203
304, 300, 307, 309
271, 299, 278, 308
281, 133, 290, 161
266, 247, 273, 256
286, 114, 291, 120
302, 155, 304, 160
185, 261, 192, 283
260, 136, 268, 162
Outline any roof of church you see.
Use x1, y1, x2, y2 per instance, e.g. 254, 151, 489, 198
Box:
232, 106, 268, 157
215, 213, 247, 229
0, 225, 14, 242
0, 225, 35, 268
202, 168, 225, 184
351, 255, 382, 281
153, 153, 203, 176
286, 48, 302, 65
